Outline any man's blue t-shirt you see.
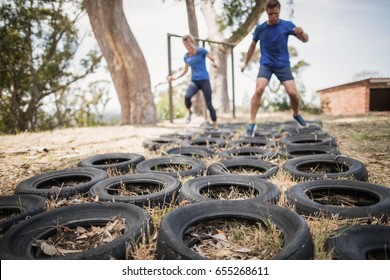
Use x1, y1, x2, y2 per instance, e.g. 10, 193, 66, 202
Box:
253, 19, 296, 69
184, 47, 209, 81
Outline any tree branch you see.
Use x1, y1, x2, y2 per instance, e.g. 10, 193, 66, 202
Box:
227, 0, 266, 46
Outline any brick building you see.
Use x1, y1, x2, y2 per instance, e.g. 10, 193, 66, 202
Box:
317, 78, 390, 116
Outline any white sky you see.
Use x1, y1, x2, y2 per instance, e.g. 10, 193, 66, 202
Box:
87, 0, 390, 113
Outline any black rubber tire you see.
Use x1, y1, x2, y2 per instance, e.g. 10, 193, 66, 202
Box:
285, 180, 390, 220
14, 167, 108, 198
282, 155, 368, 181
77, 153, 145, 172
184, 137, 226, 148
279, 123, 298, 134
159, 132, 192, 140
0, 202, 153, 260
207, 158, 279, 179
142, 137, 181, 151
197, 129, 235, 139
156, 200, 314, 260
164, 146, 214, 158
278, 145, 341, 159
178, 174, 280, 204
305, 119, 323, 128
281, 134, 337, 147
135, 156, 206, 178
227, 137, 276, 148
256, 122, 283, 130
325, 225, 390, 259
254, 130, 281, 139
219, 122, 246, 130
89, 173, 181, 207
0, 194, 47, 234
246, 123, 281, 139
281, 125, 324, 136
219, 147, 277, 159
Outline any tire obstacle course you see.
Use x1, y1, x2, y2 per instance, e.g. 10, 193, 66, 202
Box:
0, 120, 389, 260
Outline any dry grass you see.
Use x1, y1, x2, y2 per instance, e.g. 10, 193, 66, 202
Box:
32, 218, 125, 258
0, 111, 389, 259
201, 185, 258, 200
110, 182, 164, 196
323, 113, 390, 185
183, 218, 282, 260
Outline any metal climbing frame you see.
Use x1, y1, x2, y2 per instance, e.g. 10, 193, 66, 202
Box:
167, 33, 236, 123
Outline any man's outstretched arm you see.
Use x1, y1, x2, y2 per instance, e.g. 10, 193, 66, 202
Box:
294, 27, 309, 42
241, 40, 257, 72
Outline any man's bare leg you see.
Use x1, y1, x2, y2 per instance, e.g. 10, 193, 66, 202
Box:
250, 77, 269, 123
283, 80, 300, 116
283, 79, 309, 127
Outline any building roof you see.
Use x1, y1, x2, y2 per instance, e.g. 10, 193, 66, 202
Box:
317, 77, 390, 93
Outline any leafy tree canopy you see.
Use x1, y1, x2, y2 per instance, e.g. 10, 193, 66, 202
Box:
0, 0, 101, 132
219, 0, 258, 32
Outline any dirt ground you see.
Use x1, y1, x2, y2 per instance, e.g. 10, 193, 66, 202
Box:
322, 112, 389, 186
0, 121, 176, 196
1, 111, 389, 196
0, 112, 222, 195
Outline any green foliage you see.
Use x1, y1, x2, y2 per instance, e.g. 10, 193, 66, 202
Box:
0, 108, 14, 133
0, 0, 102, 133
291, 59, 310, 75
220, 0, 258, 31
51, 80, 113, 128
156, 89, 187, 121
267, 94, 290, 111
351, 70, 381, 82
240, 50, 260, 71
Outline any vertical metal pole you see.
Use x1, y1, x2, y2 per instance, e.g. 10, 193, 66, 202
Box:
202, 40, 207, 121
167, 34, 174, 123
231, 46, 236, 118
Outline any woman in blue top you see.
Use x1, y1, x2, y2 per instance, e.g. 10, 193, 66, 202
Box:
241, 0, 309, 137
168, 34, 219, 129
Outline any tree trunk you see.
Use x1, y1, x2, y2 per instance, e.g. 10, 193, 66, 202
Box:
200, 0, 230, 113
185, 0, 205, 117
200, 0, 266, 114
84, 0, 157, 125
185, 0, 199, 44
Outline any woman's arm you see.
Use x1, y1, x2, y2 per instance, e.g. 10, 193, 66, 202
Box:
167, 63, 189, 82
207, 53, 218, 69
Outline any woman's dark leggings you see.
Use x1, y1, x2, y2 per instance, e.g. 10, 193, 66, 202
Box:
185, 80, 217, 122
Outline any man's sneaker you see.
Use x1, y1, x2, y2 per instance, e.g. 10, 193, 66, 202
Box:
186, 112, 192, 124
293, 114, 309, 128
246, 123, 257, 137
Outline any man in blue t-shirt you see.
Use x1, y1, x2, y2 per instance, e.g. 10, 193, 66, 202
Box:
241, 0, 309, 137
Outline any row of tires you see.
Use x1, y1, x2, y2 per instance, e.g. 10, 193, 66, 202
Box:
143, 133, 338, 152
144, 127, 339, 157
3, 168, 390, 235
6, 144, 371, 200
141, 121, 368, 182
164, 144, 341, 160
4, 153, 372, 201
1, 196, 389, 260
